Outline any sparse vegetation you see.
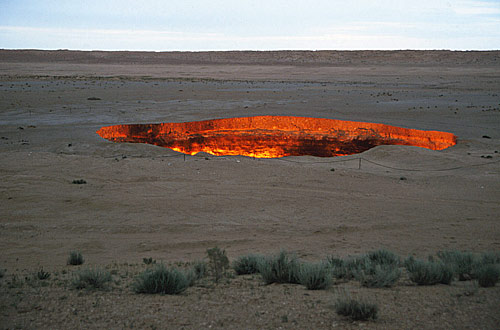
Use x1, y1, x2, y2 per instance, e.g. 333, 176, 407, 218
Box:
406, 259, 453, 285
0, 268, 5, 278
8, 274, 24, 288
476, 264, 499, 287
206, 247, 230, 284
297, 262, 332, 290
133, 264, 190, 294
258, 250, 301, 285
72, 179, 87, 184
335, 293, 378, 321
142, 257, 156, 265
233, 254, 264, 275
67, 251, 84, 265
36, 268, 51, 280
72, 267, 112, 290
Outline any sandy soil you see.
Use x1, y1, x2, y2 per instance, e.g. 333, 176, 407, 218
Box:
0, 50, 499, 329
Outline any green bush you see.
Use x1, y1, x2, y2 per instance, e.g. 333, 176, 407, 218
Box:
476, 264, 499, 287
67, 251, 84, 265
133, 264, 190, 294
353, 263, 401, 288
72, 267, 112, 290
297, 262, 332, 290
0, 268, 5, 279
233, 254, 264, 275
406, 259, 453, 285
335, 295, 378, 321
258, 251, 301, 284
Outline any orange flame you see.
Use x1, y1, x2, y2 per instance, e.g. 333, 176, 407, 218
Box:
96, 116, 457, 158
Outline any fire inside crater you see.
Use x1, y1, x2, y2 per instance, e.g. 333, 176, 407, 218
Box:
96, 116, 457, 158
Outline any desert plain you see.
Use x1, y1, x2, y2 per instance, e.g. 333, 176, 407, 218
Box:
0, 50, 499, 329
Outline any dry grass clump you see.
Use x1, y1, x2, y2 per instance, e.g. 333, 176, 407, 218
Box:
206, 247, 230, 284
72, 267, 112, 290
133, 264, 190, 294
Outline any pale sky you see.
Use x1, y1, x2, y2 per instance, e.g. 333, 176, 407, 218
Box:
1, 0, 499, 50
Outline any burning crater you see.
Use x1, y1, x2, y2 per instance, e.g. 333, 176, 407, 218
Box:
96, 116, 456, 158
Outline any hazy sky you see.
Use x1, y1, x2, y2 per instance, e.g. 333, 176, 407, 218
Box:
1, 0, 499, 50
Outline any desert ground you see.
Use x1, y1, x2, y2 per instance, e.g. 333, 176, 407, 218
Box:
0, 50, 499, 329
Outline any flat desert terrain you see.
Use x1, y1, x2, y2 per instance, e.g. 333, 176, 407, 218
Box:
0, 50, 499, 329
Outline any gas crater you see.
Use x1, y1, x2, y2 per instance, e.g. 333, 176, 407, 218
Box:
97, 116, 457, 158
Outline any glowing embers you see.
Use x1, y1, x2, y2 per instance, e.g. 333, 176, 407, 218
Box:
96, 116, 457, 158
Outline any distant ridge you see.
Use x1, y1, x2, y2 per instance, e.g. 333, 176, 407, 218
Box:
1, 49, 499, 66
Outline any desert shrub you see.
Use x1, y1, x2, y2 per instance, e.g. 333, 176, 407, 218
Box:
341, 256, 371, 280
406, 259, 453, 285
258, 250, 301, 284
476, 264, 499, 287
326, 256, 349, 279
335, 294, 378, 321
437, 250, 480, 280
192, 260, 208, 279
206, 247, 230, 284
366, 249, 400, 267
142, 257, 156, 265
133, 264, 190, 294
72, 179, 87, 184
72, 267, 112, 290
480, 251, 500, 265
8, 274, 24, 288
403, 256, 417, 272
0, 269, 5, 279
185, 260, 208, 286
67, 251, 84, 265
36, 268, 51, 280
233, 254, 264, 275
297, 262, 332, 290
353, 263, 401, 288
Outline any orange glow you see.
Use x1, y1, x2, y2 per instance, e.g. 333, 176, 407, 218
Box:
96, 116, 457, 158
